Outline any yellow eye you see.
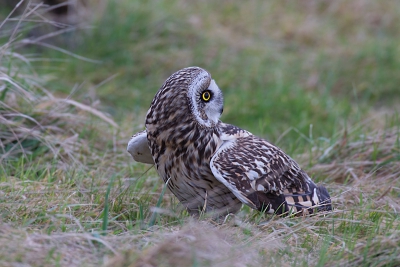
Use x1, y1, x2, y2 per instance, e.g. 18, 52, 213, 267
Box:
201, 91, 211, 102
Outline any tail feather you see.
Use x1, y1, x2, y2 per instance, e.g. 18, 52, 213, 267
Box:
252, 184, 332, 216
283, 184, 332, 215
315, 185, 332, 212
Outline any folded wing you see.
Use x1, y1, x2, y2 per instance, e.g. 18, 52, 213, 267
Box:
210, 131, 331, 215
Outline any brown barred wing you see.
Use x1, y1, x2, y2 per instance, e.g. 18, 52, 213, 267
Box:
210, 134, 332, 215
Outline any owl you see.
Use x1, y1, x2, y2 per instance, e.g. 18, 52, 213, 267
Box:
127, 67, 331, 217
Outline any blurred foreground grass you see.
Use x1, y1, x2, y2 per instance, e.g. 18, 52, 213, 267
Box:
1, 0, 400, 266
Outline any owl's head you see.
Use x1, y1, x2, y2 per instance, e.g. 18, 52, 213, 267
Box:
187, 67, 224, 127
146, 67, 224, 128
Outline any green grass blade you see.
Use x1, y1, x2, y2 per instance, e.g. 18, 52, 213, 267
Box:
148, 177, 170, 228
101, 174, 116, 236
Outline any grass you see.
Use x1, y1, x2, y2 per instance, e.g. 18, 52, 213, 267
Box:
1, 0, 400, 266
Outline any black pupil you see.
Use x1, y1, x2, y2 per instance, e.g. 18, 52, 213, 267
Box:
203, 91, 210, 100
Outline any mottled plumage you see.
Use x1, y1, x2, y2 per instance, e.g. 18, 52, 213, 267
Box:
127, 67, 331, 217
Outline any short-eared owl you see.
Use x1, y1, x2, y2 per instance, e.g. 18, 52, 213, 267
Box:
128, 67, 331, 217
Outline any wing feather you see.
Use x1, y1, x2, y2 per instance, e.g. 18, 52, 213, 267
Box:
127, 130, 154, 164
210, 126, 331, 215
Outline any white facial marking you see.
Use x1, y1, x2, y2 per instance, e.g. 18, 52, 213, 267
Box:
204, 80, 222, 124
188, 71, 223, 127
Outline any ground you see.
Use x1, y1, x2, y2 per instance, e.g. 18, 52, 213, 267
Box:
0, 1, 400, 266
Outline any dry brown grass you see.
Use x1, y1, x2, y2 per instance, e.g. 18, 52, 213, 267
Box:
0, 121, 398, 266
0, 0, 107, 25
0, 7, 117, 166
105, 221, 283, 267
308, 122, 400, 212
0, 222, 112, 266
0, 219, 283, 267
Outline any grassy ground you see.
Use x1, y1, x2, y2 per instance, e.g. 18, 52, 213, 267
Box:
1, 0, 400, 266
